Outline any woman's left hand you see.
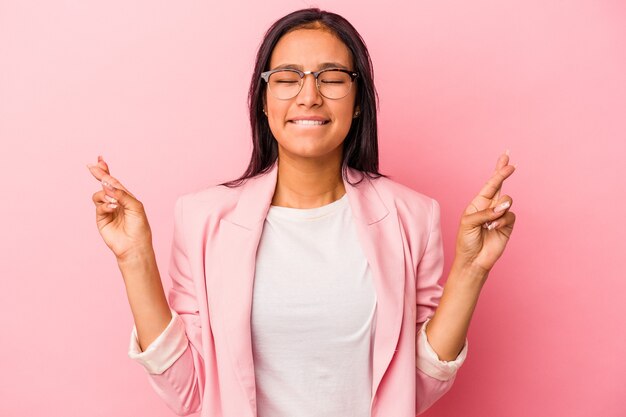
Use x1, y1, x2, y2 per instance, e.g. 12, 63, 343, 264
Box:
454, 151, 517, 276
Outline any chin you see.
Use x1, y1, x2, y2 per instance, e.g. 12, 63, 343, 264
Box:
279, 141, 344, 160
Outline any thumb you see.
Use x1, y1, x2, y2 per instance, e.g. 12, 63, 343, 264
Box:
102, 181, 142, 211
100, 172, 136, 199
462, 200, 511, 228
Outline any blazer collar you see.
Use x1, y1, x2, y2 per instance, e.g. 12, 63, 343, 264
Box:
227, 159, 389, 228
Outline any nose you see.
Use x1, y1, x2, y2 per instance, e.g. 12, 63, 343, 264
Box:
296, 72, 322, 106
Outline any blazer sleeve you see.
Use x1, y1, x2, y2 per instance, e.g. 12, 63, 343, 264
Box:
127, 196, 205, 416
414, 198, 468, 415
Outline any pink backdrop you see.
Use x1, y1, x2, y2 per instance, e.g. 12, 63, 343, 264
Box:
1, 1, 624, 416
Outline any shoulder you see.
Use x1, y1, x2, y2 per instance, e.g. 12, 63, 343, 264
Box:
177, 182, 242, 206
172, 182, 245, 225
367, 175, 442, 256
368, 174, 438, 219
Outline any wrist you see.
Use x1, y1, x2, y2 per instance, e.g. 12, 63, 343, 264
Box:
116, 245, 156, 268
449, 259, 489, 288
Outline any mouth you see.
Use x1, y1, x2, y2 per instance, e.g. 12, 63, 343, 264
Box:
288, 119, 330, 126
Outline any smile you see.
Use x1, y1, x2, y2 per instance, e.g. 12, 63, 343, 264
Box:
289, 120, 329, 126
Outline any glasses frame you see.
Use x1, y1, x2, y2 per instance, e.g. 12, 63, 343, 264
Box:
260, 68, 359, 100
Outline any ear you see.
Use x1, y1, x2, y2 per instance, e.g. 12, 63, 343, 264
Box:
353, 105, 361, 118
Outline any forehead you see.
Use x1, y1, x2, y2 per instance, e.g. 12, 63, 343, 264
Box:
269, 28, 354, 70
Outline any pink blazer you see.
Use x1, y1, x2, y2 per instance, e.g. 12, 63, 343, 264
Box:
128, 160, 467, 416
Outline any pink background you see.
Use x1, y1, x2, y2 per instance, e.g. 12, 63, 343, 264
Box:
1, 1, 624, 416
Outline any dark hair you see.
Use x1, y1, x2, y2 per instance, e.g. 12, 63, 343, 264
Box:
220, 8, 387, 187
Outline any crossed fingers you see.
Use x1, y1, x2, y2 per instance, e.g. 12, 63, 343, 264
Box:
467, 151, 516, 215
86, 156, 135, 199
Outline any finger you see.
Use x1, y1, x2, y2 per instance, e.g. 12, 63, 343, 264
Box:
485, 211, 516, 234
92, 190, 119, 206
93, 189, 120, 216
87, 164, 110, 182
92, 190, 105, 205
101, 178, 136, 200
463, 152, 516, 215
93, 191, 119, 218
493, 151, 510, 201
101, 182, 141, 210
85, 158, 135, 198
97, 155, 110, 175
495, 151, 509, 171
94, 170, 134, 197
96, 199, 119, 215
462, 195, 513, 228
476, 164, 515, 202
86, 156, 111, 181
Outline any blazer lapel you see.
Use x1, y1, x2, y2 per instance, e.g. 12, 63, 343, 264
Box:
210, 160, 405, 415
209, 162, 279, 414
342, 167, 406, 407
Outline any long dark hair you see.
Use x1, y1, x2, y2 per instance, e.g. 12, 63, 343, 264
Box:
220, 8, 387, 187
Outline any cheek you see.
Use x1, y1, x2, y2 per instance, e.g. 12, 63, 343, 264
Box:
266, 97, 286, 119
334, 103, 357, 129
265, 102, 284, 130
266, 107, 289, 141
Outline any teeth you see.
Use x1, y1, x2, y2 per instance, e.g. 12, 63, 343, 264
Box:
292, 120, 326, 125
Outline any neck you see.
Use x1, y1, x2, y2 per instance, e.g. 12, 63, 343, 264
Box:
271, 152, 346, 209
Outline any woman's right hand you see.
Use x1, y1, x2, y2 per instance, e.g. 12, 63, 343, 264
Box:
87, 156, 154, 262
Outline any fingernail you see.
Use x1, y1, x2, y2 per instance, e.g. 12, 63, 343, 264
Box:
494, 201, 510, 213
102, 180, 116, 190
505, 149, 510, 156
86, 163, 95, 169
104, 195, 118, 203
107, 203, 118, 209
487, 221, 498, 230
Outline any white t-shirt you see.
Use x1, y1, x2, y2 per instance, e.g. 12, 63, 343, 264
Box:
251, 192, 377, 417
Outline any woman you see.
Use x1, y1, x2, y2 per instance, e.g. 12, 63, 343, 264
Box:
87, 8, 516, 417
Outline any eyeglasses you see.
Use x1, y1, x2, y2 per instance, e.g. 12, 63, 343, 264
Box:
261, 68, 359, 100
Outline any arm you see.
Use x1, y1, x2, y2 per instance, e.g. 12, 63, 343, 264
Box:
414, 198, 468, 415
427, 151, 516, 361
118, 248, 172, 354
127, 196, 206, 416
87, 158, 205, 415
424, 262, 484, 361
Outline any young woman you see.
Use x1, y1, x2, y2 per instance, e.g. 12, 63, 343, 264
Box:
87, 8, 516, 417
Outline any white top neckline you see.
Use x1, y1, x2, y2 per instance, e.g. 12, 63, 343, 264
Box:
268, 193, 348, 220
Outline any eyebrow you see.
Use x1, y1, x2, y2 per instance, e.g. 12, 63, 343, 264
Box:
270, 62, 350, 71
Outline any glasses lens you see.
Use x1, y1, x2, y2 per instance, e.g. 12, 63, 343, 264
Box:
268, 70, 302, 99
318, 70, 353, 99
